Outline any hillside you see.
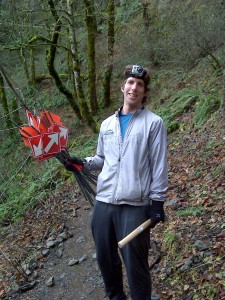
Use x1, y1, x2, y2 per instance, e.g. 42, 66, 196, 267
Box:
0, 54, 224, 299
153, 110, 225, 299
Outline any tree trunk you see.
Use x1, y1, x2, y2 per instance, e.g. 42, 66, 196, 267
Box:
103, 0, 115, 108
0, 73, 13, 137
18, 48, 30, 84
0, 64, 23, 125
84, 0, 98, 115
67, 0, 98, 132
11, 97, 21, 126
30, 48, 36, 87
138, 0, 150, 30
46, 0, 83, 121
142, 2, 150, 31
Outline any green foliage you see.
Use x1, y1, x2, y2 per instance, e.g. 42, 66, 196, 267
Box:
115, 0, 142, 23
163, 229, 177, 249
69, 133, 98, 158
156, 87, 199, 133
0, 156, 65, 225
193, 89, 223, 126
162, 229, 178, 258
145, 0, 225, 68
176, 205, 203, 217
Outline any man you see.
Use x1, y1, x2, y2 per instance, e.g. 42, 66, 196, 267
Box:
66, 65, 168, 300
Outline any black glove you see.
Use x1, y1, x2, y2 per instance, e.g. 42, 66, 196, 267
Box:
64, 157, 84, 172
149, 200, 165, 228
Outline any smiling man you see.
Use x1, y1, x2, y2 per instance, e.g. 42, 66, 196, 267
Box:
122, 65, 148, 112
66, 65, 168, 300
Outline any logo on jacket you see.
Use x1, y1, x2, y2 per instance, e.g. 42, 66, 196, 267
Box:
104, 129, 114, 136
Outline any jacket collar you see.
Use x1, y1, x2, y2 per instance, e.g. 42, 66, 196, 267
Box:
115, 106, 144, 117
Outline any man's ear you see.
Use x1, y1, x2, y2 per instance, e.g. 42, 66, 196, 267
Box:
121, 84, 124, 92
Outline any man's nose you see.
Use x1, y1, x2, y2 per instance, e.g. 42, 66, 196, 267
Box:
131, 83, 138, 89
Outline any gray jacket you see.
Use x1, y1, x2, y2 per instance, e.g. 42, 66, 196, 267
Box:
84, 107, 168, 206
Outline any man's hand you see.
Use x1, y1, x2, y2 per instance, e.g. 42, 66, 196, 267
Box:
149, 200, 165, 228
64, 157, 84, 172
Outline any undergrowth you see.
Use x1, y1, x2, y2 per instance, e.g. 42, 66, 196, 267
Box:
154, 68, 224, 133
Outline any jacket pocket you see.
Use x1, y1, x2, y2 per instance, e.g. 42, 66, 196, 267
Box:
116, 167, 142, 201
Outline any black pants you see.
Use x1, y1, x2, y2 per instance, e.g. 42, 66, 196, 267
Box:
91, 201, 151, 300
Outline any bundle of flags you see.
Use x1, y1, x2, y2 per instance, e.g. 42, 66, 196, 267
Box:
19, 110, 68, 161
19, 110, 97, 205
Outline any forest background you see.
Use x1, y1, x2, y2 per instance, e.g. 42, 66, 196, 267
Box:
0, 0, 224, 299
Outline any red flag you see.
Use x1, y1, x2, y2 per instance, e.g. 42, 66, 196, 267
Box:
19, 126, 40, 147
42, 132, 60, 155
52, 124, 68, 149
40, 110, 62, 129
28, 135, 43, 158
26, 110, 39, 130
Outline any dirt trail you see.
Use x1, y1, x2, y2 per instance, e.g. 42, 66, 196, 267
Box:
5, 196, 107, 300
3, 192, 162, 300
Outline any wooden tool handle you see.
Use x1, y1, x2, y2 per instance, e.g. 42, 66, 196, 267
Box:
118, 219, 151, 248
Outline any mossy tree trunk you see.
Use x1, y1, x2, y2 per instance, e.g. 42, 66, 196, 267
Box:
30, 48, 36, 87
18, 48, 30, 85
102, 0, 115, 108
46, 0, 83, 121
67, 0, 98, 132
84, 0, 98, 115
11, 97, 21, 126
0, 73, 13, 137
139, 0, 150, 31
0, 64, 22, 128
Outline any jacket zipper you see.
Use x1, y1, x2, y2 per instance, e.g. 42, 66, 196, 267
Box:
111, 112, 137, 203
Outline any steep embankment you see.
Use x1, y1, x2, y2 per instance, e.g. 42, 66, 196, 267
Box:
152, 110, 225, 299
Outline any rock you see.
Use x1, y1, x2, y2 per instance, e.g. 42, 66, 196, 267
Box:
30, 271, 39, 280
22, 263, 32, 275
25, 269, 32, 276
68, 258, 79, 266
79, 254, 88, 263
58, 231, 68, 240
19, 281, 37, 292
46, 238, 61, 248
180, 257, 193, 271
45, 276, 55, 287
164, 198, 179, 206
72, 208, 78, 217
194, 240, 211, 251
76, 235, 86, 243
57, 248, 63, 258
67, 230, 74, 238
59, 273, 66, 279
56, 236, 64, 243
10, 284, 20, 293
42, 248, 50, 256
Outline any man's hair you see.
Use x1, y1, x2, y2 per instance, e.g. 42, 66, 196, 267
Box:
123, 65, 150, 103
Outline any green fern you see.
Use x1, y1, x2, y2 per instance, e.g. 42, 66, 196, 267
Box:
156, 87, 199, 133
193, 89, 223, 126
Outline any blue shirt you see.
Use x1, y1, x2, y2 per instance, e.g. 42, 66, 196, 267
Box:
119, 112, 133, 140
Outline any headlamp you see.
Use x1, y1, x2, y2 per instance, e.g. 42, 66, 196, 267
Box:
125, 65, 146, 80
131, 65, 144, 77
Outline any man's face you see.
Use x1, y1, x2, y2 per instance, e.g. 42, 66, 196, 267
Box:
122, 77, 147, 109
